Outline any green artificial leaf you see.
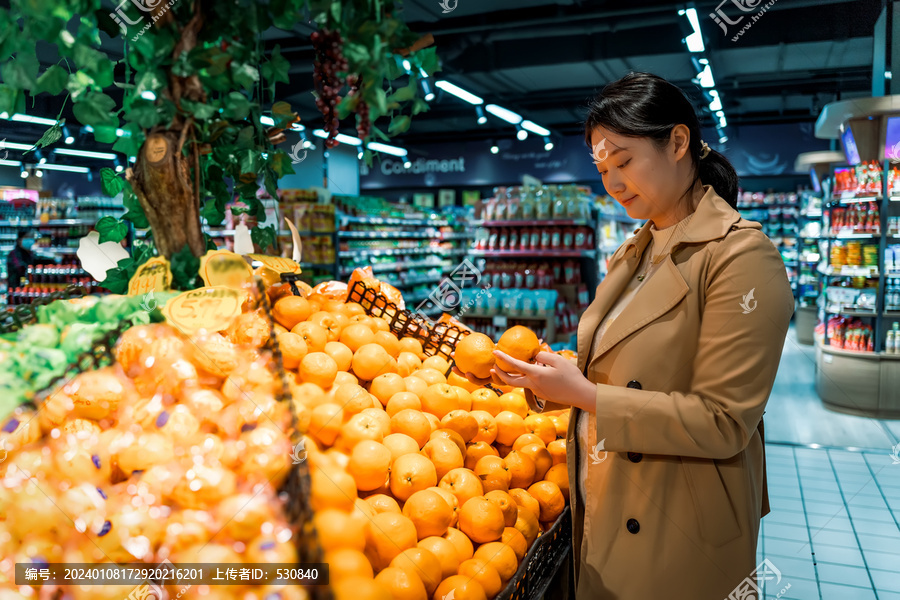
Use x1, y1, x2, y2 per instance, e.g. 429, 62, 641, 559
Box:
112, 123, 143, 157
93, 126, 118, 144
95, 8, 121, 38
172, 50, 194, 78
34, 65, 68, 96
371, 87, 388, 115
416, 46, 441, 76
181, 98, 217, 120
169, 245, 202, 291
222, 91, 251, 120
96, 216, 129, 244
66, 70, 94, 102
370, 125, 390, 142
123, 188, 149, 229
73, 42, 113, 88
270, 0, 300, 30
329, 1, 341, 24
200, 197, 226, 226
72, 91, 117, 128
388, 115, 411, 135
237, 149, 264, 179
268, 151, 295, 178
134, 69, 164, 98
1, 52, 39, 89
231, 62, 259, 90
271, 100, 296, 128
26, 121, 63, 152
342, 42, 369, 65
260, 46, 290, 85
99, 258, 134, 294
386, 56, 405, 81
100, 167, 125, 197
336, 94, 359, 120
411, 98, 430, 116
157, 99, 177, 126
263, 168, 278, 200
204, 234, 218, 251
387, 81, 416, 104
0, 85, 19, 114
125, 99, 162, 129
251, 224, 277, 253
235, 125, 255, 149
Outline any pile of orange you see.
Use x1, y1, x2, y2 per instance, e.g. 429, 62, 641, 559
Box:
275, 287, 570, 600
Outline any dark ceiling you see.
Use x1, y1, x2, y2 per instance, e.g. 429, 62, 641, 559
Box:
1, 0, 885, 167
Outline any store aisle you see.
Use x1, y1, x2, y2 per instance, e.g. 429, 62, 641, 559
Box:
756, 325, 900, 599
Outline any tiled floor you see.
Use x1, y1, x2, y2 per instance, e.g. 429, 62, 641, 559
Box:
755, 326, 900, 599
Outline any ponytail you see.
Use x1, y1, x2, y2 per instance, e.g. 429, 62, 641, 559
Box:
698, 149, 739, 209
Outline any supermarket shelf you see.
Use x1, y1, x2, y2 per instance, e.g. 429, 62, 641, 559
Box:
340, 215, 449, 227
801, 211, 823, 218
341, 260, 451, 275
0, 218, 103, 227
817, 265, 879, 277
208, 229, 315, 236
825, 308, 877, 317
597, 213, 640, 224
830, 194, 883, 204
783, 261, 799, 266
461, 312, 554, 320
339, 231, 436, 239
468, 249, 596, 258
339, 247, 446, 258
0, 234, 17, 240
471, 219, 591, 227
34, 247, 78, 255
299, 262, 335, 269
441, 232, 476, 240
823, 233, 882, 239
818, 342, 900, 360
395, 275, 443, 288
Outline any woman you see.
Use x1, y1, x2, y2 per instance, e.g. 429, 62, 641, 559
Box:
489, 73, 794, 598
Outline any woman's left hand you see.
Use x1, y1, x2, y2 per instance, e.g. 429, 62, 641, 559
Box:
491, 350, 598, 411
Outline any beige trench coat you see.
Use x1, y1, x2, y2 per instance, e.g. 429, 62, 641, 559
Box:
530, 187, 794, 599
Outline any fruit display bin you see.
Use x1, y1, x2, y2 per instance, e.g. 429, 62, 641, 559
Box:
496, 508, 571, 600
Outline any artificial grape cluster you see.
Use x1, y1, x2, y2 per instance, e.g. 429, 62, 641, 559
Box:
346, 74, 370, 141
311, 29, 348, 148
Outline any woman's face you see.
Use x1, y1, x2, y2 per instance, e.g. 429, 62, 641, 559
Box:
590, 126, 692, 227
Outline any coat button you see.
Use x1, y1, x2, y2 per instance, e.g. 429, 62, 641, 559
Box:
626, 380, 642, 390
627, 452, 642, 463
626, 518, 640, 534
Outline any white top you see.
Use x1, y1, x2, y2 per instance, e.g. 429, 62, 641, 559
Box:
576, 213, 694, 505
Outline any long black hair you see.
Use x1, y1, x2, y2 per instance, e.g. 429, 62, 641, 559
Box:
583, 72, 739, 209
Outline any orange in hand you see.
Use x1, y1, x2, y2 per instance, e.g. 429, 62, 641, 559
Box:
495, 325, 541, 373
454, 332, 496, 379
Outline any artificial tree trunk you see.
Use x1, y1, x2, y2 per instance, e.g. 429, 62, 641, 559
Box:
127, 0, 207, 259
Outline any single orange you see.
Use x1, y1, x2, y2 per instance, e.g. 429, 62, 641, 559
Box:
451, 386, 473, 411
351, 497, 378, 528
527, 480, 565, 522
547, 439, 567, 465
339, 412, 387, 451
495, 326, 540, 373
422, 437, 464, 481
365, 493, 401, 515
421, 355, 450, 374
403, 375, 429, 398
429, 428, 467, 457
498, 392, 529, 418
273, 296, 312, 330
398, 337, 425, 357
361, 407, 392, 433
543, 463, 570, 502
291, 321, 329, 353
447, 370, 480, 393
513, 502, 540, 546
309, 402, 344, 447
474, 455, 511, 493
370, 372, 407, 406
504, 451, 536, 489
501, 526, 528, 561
324, 341, 353, 372
382, 433, 421, 461
484, 490, 518, 528
340, 302, 366, 317
508, 488, 541, 522
390, 453, 438, 501
390, 409, 432, 449
424, 412, 441, 433
523, 414, 557, 445
308, 311, 343, 342
518, 443, 553, 481
417, 536, 460, 580
403, 489, 454, 539
494, 411, 527, 446
470, 388, 502, 416
226, 310, 271, 347
454, 332, 496, 379
440, 410, 478, 443
341, 323, 377, 352
473, 541, 518, 581
313, 508, 366, 552
299, 352, 338, 389
410, 367, 447, 386
438, 468, 484, 508
512, 433, 545, 451
386, 392, 422, 417
458, 558, 502, 598
442, 527, 474, 562
371, 317, 391, 333
469, 410, 498, 444
373, 567, 427, 600
364, 512, 418, 572
433, 575, 487, 600
389, 548, 443, 597
397, 352, 423, 377
333, 383, 373, 418
420, 383, 460, 419
277, 332, 308, 370
552, 412, 569, 438
333, 370, 360, 388
458, 497, 505, 544
352, 343, 399, 381
464, 441, 499, 470
323, 548, 373, 582
311, 465, 357, 512
347, 440, 392, 491
428, 486, 460, 527
374, 331, 401, 358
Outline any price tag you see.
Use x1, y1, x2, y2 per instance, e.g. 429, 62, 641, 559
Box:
127, 257, 172, 296
247, 254, 302, 274
199, 250, 254, 289
492, 315, 508, 328
162, 286, 246, 334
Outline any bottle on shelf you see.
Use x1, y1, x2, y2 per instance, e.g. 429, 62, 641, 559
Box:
888, 323, 900, 354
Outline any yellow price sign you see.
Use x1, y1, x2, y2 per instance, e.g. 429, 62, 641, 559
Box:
248, 254, 302, 274
127, 257, 172, 296
199, 250, 254, 289
162, 286, 247, 334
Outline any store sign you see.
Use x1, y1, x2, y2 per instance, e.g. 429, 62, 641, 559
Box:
379, 157, 466, 175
